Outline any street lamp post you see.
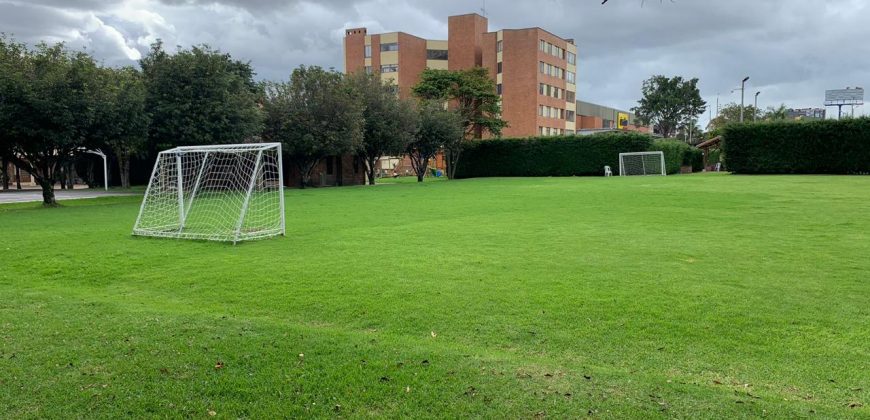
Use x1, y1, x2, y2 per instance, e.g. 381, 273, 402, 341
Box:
754, 91, 761, 122
739, 76, 750, 123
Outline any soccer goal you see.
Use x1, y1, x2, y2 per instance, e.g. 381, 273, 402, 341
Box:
133, 143, 285, 243
619, 151, 667, 176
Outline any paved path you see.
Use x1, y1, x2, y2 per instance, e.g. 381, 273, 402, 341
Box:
0, 189, 137, 204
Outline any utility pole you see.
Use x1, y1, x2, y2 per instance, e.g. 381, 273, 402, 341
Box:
754, 91, 761, 122
739, 76, 750, 122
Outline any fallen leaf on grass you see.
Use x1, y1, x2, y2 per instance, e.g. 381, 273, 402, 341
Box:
207, 410, 216, 416
430, 331, 437, 338
847, 402, 864, 409
214, 361, 224, 370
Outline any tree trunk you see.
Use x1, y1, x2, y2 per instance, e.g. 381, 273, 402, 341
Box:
15, 165, 21, 190
37, 177, 57, 206
446, 148, 462, 180
119, 154, 131, 189
365, 156, 378, 186
417, 173, 424, 182
1, 156, 8, 190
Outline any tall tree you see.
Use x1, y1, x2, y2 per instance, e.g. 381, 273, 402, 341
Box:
408, 101, 463, 182
140, 41, 263, 153
96, 67, 150, 188
764, 104, 789, 121
412, 67, 507, 179
262, 66, 364, 188
0, 36, 105, 205
633, 75, 706, 138
708, 102, 762, 130
347, 72, 418, 185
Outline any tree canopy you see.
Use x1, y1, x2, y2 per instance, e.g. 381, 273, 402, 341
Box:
140, 41, 263, 152
408, 101, 463, 182
632, 75, 706, 138
0, 36, 106, 205
412, 67, 506, 179
262, 66, 364, 187
347, 71, 418, 185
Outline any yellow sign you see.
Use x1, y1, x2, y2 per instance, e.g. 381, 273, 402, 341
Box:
617, 112, 630, 129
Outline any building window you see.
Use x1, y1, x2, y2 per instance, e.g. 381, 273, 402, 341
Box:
380, 64, 398, 73
497, 62, 502, 74
566, 91, 575, 103
539, 40, 546, 52
539, 126, 544, 135
567, 51, 576, 65
497, 40, 503, 52
539, 83, 545, 95
566, 71, 576, 84
426, 49, 448, 60
496, 84, 502, 95
567, 110, 575, 122
566, 129, 575, 135
538, 105, 544, 116
380, 42, 398, 52
364, 45, 371, 58
539, 61, 545, 74
364, 66, 372, 74
326, 156, 335, 175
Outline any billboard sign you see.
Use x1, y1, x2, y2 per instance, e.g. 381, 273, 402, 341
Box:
825, 88, 864, 106
617, 112, 630, 129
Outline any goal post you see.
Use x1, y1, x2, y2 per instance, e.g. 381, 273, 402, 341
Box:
619, 151, 667, 176
133, 143, 285, 243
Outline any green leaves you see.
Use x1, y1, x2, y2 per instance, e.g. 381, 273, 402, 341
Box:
633, 75, 706, 138
723, 118, 870, 174
261, 66, 364, 186
454, 133, 654, 179
140, 41, 263, 151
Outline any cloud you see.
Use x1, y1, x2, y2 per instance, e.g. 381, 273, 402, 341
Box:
1, 0, 867, 122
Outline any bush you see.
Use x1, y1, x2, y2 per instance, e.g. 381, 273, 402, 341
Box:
685, 147, 704, 172
723, 118, 870, 174
453, 132, 653, 179
650, 139, 692, 174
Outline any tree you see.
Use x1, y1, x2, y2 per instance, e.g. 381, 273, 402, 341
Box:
633, 75, 706, 138
0, 36, 105, 205
140, 41, 263, 153
764, 104, 788, 121
347, 71, 418, 185
96, 67, 149, 188
412, 67, 507, 179
262, 66, 364, 188
708, 102, 763, 130
408, 101, 463, 182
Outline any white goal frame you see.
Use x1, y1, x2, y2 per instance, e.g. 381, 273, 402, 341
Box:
619, 151, 667, 176
132, 143, 285, 244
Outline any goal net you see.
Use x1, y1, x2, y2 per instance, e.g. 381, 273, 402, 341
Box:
619, 151, 666, 176
133, 143, 285, 243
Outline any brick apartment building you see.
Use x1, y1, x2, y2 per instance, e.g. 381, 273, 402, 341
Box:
344, 13, 650, 139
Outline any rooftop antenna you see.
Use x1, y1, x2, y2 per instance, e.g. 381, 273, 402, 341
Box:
481, 0, 487, 17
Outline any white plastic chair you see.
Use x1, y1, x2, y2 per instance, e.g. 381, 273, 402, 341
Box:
604, 165, 613, 177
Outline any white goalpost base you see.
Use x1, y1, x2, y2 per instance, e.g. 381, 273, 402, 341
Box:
619, 151, 667, 176
132, 143, 285, 244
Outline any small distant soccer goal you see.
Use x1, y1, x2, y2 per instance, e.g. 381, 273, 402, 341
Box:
133, 143, 285, 243
619, 151, 666, 176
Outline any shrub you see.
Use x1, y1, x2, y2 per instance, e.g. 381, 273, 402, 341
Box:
685, 147, 704, 172
453, 132, 653, 179
650, 139, 692, 174
723, 118, 870, 174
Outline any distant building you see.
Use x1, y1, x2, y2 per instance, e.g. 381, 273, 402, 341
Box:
345, 13, 579, 138
575, 100, 651, 133
787, 108, 826, 120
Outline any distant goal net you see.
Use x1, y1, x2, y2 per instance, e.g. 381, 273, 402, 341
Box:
619, 151, 666, 176
133, 143, 285, 243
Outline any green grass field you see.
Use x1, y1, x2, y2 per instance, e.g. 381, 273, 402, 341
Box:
1, 175, 868, 418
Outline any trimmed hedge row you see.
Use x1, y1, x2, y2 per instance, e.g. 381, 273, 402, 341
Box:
723, 118, 870, 174
649, 139, 705, 174
453, 132, 653, 179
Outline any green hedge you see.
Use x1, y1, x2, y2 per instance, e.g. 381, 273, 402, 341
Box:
650, 139, 693, 174
453, 132, 653, 179
723, 118, 870, 174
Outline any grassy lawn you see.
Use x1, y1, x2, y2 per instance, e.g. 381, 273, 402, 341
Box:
1, 175, 868, 418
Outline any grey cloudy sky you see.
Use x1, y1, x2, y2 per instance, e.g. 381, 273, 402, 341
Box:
1, 0, 868, 124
